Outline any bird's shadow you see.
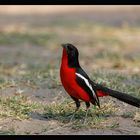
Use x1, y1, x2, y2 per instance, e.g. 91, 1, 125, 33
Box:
29, 109, 115, 123
30, 111, 78, 123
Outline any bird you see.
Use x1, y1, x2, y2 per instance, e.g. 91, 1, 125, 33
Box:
60, 43, 140, 123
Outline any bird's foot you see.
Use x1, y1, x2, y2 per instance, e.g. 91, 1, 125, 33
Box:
83, 108, 89, 125
69, 113, 75, 123
69, 107, 79, 123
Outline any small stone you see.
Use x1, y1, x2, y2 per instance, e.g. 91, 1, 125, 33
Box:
133, 112, 140, 122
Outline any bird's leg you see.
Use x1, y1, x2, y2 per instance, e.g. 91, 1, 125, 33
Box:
70, 96, 80, 122
70, 105, 79, 122
83, 102, 90, 124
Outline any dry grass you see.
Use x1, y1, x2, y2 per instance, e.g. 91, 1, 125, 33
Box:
0, 94, 42, 120
43, 99, 119, 129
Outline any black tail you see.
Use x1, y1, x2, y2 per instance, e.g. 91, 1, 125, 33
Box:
92, 82, 140, 108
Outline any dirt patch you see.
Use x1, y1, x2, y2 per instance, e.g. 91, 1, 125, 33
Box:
0, 109, 139, 135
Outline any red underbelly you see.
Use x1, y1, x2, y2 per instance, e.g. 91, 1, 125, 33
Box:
60, 66, 90, 102
96, 90, 108, 97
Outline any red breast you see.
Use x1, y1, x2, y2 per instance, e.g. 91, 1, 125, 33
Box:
60, 48, 91, 101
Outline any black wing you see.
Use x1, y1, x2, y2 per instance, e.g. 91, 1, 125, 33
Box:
76, 68, 100, 107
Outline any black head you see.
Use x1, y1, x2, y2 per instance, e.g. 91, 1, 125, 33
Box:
61, 43, 80, 68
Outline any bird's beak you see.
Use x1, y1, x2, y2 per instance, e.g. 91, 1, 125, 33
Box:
61, 44, 65, 48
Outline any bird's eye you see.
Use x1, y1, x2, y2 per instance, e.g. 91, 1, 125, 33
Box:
68, 46, 73, 51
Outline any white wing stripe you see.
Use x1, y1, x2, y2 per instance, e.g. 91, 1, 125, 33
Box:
76, 73, 97, 100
